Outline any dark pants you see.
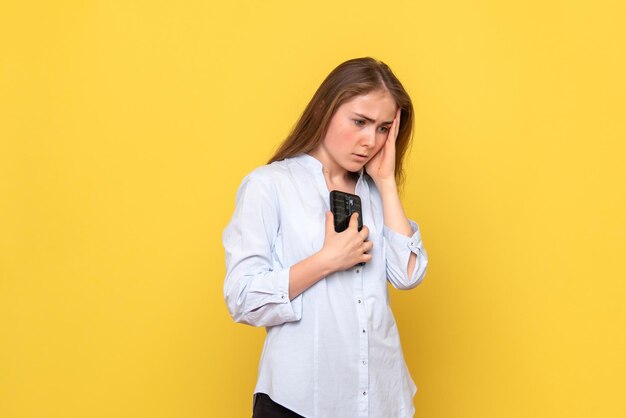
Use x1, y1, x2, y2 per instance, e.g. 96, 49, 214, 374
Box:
252, 393, 304, 418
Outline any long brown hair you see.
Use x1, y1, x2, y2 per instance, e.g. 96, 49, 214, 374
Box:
268, 57, 415, 185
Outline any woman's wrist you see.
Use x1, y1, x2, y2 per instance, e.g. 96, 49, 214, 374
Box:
289, 250, 335, 299
314, 248, 338, 277
373, 177, 398, 195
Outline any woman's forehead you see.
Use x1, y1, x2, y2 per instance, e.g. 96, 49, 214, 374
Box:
341, 91, 397, 119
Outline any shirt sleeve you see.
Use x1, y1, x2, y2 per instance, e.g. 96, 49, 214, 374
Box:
222, 171, 303, 327
383, 219, 428, 290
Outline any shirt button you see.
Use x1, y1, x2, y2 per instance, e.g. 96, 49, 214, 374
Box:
362, 329, 366, 333
363, 391, 367, 396
356, 269, 360, 273
357, 299, 362, 304
362, 360, 367, 365
281, 295, 285, 299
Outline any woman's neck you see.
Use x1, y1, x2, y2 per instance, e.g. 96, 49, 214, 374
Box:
308, 149, 358, 194
322, 168, 357, 194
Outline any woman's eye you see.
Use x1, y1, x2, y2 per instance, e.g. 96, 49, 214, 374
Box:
378, 126, 389, 133
354, 119, 365, 126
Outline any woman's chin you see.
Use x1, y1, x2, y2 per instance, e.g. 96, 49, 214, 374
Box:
341, 160, 365, 173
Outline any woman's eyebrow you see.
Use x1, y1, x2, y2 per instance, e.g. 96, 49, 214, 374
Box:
352, 112, 393, 125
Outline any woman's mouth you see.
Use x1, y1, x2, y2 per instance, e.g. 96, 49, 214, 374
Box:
352, 153, 368, 161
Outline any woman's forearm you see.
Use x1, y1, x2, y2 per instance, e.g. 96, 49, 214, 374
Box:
375, 179, 417, 277
288, 251, 333, 300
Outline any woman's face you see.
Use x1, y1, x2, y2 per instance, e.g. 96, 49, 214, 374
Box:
316, 89, 398, 174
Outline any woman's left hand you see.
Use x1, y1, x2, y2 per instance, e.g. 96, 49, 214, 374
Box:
365, 107, 400, 185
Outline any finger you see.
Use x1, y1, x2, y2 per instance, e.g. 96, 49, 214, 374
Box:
324, 211, 335, 235
386, 124, 396, 147
348, 212, 359, 230
361, 253, 373, 263
391, 108, 401, 143
362, 240, 373, 253
388, 107, 401, 143
359, 225, 370, 240
396, 113, 400, 138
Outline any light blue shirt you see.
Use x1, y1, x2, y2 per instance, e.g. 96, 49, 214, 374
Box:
223, 153, 428, 418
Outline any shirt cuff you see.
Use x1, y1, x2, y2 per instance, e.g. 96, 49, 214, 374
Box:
383, 219, 423, 255
274, 267, 302, 323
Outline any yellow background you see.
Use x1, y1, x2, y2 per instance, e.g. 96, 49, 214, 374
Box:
1, 1, 625, 417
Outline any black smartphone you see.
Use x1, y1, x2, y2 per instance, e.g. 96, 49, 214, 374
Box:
329, 190, 363, 233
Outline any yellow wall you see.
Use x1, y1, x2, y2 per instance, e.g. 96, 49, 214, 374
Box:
1, 1, 625, 417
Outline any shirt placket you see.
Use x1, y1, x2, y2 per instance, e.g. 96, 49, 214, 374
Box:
354, 263, 369, 417
354, 176, 369, 417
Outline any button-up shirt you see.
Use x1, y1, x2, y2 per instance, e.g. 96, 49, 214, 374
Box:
223, 153, 428, 417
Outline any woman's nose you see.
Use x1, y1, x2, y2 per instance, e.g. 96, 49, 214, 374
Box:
361, 128, 376, 147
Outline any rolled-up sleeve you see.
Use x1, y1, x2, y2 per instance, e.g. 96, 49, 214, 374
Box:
383, 219, 428, 290
222, 172, 302, 327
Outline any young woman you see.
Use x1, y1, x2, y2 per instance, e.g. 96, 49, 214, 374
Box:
223, 57, 428, 418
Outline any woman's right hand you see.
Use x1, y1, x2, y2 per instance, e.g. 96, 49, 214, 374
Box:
319, 211, 373, 273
